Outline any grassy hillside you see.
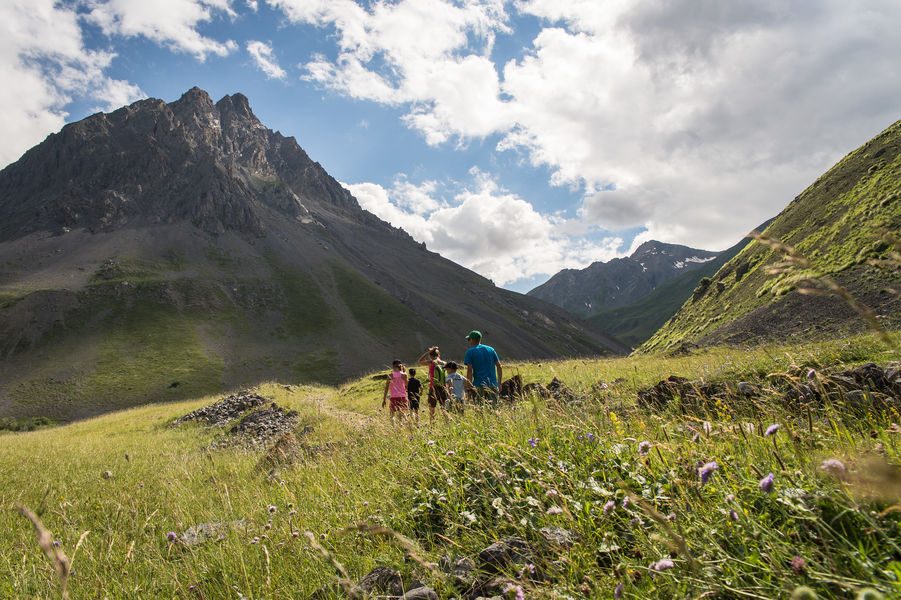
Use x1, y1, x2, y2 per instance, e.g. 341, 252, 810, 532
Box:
1, 334, 898, 598
643, 120, 901, 353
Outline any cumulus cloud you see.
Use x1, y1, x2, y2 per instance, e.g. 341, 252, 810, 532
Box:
247, 40, 286, 79
345, 171, 623, 285
269, 0, 514, 141
85, 0, 238, 60
271, 0, 901, 251
0, 0, 145, 167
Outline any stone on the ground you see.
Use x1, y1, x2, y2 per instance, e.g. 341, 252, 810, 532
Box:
539, 526, 578, 548
180, 520, 248, 547
352, 566, 404, 597
404, 586, 439, 600
174, 390, 268, 427
477, 537, 531, 572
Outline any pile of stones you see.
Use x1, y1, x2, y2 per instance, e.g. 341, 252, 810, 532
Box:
174, 391, 268, 426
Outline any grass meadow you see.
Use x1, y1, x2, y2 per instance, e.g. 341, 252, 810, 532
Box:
0, 333, 898, 599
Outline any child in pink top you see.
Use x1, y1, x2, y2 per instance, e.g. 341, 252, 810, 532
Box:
382, 359, 408, 423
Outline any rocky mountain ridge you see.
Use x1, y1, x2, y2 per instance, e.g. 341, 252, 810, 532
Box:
528, 240, 720, 317
0, 88, 627, 421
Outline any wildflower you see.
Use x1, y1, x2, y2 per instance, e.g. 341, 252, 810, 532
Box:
614, 583, 624, 599
52, 540, 62, 548
765, 423, 780, 437
819, 458, 847, 479
586, 432, 596, 442
528, 438, 538, 448
650, 558, 675, 571
622, 495, 631, 508
698, 461, 718, 484
250, 537, 260, 544
725, 494, 735, 502
759, 472, 775, 493
545, 489, 558, 497
790, 556, 806, 575
268, 505, 277, 514
603, 500, 616, 515
446, 450, 455, 456
729, 509, 739, 521
289, 509, 298, 516
505, 584, 525, 600
638, 441, 651, 456
264, 522, 272, 530
427, 440, 436, 446
291, 531, 299, 538
546, 506, 563, 515
629, 517, 643, 527
806, 368, 816, 380
166, 532, 177, 543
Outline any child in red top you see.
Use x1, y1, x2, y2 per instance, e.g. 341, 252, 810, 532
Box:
382, 359, 408, 424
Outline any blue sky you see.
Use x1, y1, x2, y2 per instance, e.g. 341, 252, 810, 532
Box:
2, 1, 900, 291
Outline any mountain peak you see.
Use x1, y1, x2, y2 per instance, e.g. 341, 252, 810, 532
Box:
0, 88, 368, 241
216, 92, 256, 122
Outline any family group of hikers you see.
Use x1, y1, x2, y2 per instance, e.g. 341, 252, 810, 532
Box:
381, 330, 502, 424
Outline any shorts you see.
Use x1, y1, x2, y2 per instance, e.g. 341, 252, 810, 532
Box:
408, 394, 420, 411
428, 385, 448, 409
389, 397, 408, 411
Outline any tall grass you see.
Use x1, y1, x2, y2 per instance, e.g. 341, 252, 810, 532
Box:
0, 335, 898, 598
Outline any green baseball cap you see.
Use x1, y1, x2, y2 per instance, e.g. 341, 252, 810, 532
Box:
466, 330, 482, 341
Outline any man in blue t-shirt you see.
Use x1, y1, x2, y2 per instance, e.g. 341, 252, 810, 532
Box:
463, 330, 502, 404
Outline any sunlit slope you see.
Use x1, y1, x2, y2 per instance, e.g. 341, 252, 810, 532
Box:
643, 120, 901, 352
1, 334, 898, 598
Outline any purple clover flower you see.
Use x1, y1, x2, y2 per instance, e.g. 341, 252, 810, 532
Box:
166, 531, 177, 543
638, 441, 651, 456
819, 458, 847, 478
698, 461, 718, 484
614, 583, 624, 599
268, 505, 277, 514
603, 500, 616, 515
729, 509, 739, 522
650, 558, 675, 571
586, 432, 596, 442
807, 368, 817, 380
764, 423, 780, 437
790, 556, 806, 574
446, 450, 455, 456
759, 472, 775, 493
528, 437, 538, 448
622, 496, 631, 509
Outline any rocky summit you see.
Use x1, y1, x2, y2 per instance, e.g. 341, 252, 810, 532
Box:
528, 240, 720, 318
0, 88, 627, 421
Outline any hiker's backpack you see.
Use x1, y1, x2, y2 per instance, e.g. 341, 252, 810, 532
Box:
433, 364, 447, 387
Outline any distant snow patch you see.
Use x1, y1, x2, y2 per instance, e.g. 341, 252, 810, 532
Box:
674, 256, 716, 269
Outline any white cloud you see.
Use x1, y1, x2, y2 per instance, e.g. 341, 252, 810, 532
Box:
345, 171, 624, 286
247, 40, 287, 79
270, 0, 514, 140
85, 0, 238, 60
0, 0, 145, 167
272, 0, 901, 251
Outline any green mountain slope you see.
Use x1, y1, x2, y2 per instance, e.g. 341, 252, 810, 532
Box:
642, 120, 901, 352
